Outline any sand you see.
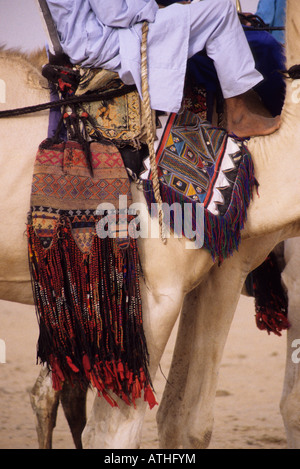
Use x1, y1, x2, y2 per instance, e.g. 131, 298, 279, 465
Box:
0, 295, 287, 449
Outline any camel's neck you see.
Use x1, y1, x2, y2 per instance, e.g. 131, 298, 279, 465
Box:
244, 0, 300, 239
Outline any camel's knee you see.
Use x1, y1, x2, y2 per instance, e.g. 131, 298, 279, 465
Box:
186, 429, 213, 450
82, 394, 146, 449
30, 368, 59, 418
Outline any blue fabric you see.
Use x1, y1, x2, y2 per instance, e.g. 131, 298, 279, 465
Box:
46, 0, 191, 112
45, 0, 264, 113
46, 0, 158, 70
186, 28, 285, 117
45, 0, 284, 116
245, 29, 285, 116
256, 0, 286, 44
160, 0, 285, 116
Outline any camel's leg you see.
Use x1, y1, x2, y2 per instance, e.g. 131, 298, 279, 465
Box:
59, 381, 88, 449
30, 367, 60, 449
82, 284, 186, 449
157, 263, 242, 449
158, 233, 282, 449
280, 237, 300, 448
30, 368, 87, 449
81, 183, 215, 449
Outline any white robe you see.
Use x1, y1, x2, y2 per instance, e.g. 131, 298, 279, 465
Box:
45, 0, 263, 112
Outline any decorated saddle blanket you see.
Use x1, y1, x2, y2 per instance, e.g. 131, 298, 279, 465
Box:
27, 139, 157, 409
27, 97, 257, 407
140, 109, 256, 262
76, 67, 156, 148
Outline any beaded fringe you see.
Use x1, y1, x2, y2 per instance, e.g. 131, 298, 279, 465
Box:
27, 219, 157, 409
142, 152, 257, 264
252, 251, 290, 336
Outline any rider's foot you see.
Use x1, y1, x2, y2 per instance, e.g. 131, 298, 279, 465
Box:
225, 93, 281, 138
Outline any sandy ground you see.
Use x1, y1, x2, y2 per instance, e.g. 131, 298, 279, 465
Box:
0, 295, 288, 450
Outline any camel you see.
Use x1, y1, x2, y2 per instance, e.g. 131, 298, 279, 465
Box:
1, 0, 300, 448
0, 46, 215, 448
156, 0, 300, 448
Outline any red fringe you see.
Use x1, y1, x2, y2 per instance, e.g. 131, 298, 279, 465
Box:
256, 309, 290, 337
27, 220, 156, 409
252, 252, 290, 336
142, 151, 257, 264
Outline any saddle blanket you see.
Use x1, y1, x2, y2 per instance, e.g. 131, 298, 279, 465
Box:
141, 109, 256, 261
27, 139, 157, 409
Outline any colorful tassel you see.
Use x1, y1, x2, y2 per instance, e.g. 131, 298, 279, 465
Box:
142, 151, 256, 264
27, 218, 156, 408
252, 252, 290, 336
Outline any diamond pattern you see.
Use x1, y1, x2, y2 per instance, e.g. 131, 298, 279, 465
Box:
31, 141, 131, 210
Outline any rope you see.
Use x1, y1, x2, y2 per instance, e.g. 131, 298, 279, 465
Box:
141, 21, 166, 244
244, 26, 285, 31
238, 13, 284, 31
0, 85, 136, 119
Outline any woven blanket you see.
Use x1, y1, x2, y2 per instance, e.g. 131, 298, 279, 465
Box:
141, 109, 257, 262
27, 139, 157, 409
76, 68, 156, 147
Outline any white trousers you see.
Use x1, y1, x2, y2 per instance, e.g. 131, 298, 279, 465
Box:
43, 0, 264, 111
187, 0, 262, 98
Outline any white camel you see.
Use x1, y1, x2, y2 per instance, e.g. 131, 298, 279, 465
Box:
156, 0, 300, 446
1, 0, 300, 448
0, 46, 215, 449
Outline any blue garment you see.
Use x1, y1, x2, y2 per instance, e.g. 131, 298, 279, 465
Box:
46, 0, 190, 111
45, 0, 262, 113
187, 28, 285, 118
256, 0, 286, 44
46, 0, 158, 70
245, 29, 285, 115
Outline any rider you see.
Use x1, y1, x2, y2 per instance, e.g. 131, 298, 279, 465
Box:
43, 0, 281, 138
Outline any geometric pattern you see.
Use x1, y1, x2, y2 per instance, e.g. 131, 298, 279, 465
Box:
32, 173, 129, 201
32, 140, 131, 208
141, 107, 256, 264
147, 109, 248, 217
27, 137, 155, 408
82, 88, 145, 146
30, 139, 132, 252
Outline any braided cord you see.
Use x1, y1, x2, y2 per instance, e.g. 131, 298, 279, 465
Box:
141, 22, 166, 244
0, 85, 136, 119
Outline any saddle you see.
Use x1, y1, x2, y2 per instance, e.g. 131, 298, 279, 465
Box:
43, 62, 156, 149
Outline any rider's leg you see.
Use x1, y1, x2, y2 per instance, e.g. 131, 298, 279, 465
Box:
188, 0, 281, 137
